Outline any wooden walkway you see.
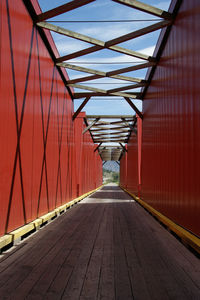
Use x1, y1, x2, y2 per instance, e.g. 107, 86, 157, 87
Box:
0, 184, 200, 299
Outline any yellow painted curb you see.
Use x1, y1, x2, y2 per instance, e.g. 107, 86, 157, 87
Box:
120, 186, 200, 255
30, 218, 43, 228
10, 223, 35, 240
40, 211, 56, 223
0, 235, 12, 249
0, 184, 103, 252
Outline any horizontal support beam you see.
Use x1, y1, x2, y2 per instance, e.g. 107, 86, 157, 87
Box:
36, 0, 95, 22
73, 92, 141, 99
93, 131, 131, 138
55, 44, 152, 64
67, 74, 103, 85
93, 119, 134, 126
57, 62, 106, 76
95, 140, 128, 143
68, 83, 140, 99
86, 115, 134, 119
107, 82, 146, 93
68, 74, 145, 85
105, 20, 171, 48
90, 126, 130, 132
112, 0, 173, 20
107, 62, 156, 76
83, 118, 100, 134
37, 22, 104, 47
93, 133, 130, 138
56, 45, 102, 62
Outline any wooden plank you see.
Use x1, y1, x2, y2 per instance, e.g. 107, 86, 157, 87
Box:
68, 83, 108, 94
37, 22, 105, 47
93, 132, 129, 137
113, 203, 134, 299
91, 126, 130, 132
107, 61, 156, 76
69, 74, 145, 85
111, 74, 145, 83
83, 118, 100, 134
73, 92, 142, 99
56, 45, 102, 62
61, 206, 106, 299
36, 0, 95, 22
0, 205, 94, 295
86, 115, 134, 119
56, 44, 152, 63
106, 20, 171, 48
112, 0, 173, 19
69, 84, 140, 99
95, 140, 127, 143
119, 201, 199, 299
9, 205, 97, 298
107, 82, 146, 93
97, 206, 115, 299
68, 74, 103, 84
72, 97, 90, 120
57, 63, 106, 76
1, 185, 200, 299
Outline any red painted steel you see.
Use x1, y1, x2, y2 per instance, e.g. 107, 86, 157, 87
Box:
0, 0, 102, 237
121, 0, 200, 237
120, 116, 142, 197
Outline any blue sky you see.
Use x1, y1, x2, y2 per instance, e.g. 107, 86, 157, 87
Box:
38, 0, 171, 115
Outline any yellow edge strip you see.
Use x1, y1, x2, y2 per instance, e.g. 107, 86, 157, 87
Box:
0, 184, 103, 250
120, 186, 200, 255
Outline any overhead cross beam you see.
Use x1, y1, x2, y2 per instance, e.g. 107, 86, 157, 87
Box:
57, 62, 155, 83
68, 74, 144, 84
37, 19, 171, 63
112, 0, 173, 20
68, 83, 140, 99
37, 22, 158, 62
33, 0, 176, 162
36, 0, 96, 22
73, 93, 140, 99
83, 118, 100, 134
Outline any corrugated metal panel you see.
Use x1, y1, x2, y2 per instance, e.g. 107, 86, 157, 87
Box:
0, 0, 102, 237
120, 116, 142, 197
141, 0, 200, 237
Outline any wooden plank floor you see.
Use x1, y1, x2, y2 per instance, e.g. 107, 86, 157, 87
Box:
0, 184, 200, 299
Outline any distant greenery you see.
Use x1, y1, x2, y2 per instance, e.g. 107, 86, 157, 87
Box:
103, 169, 119, 184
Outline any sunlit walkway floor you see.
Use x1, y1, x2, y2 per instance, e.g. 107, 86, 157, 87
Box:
0, 184, 200, 299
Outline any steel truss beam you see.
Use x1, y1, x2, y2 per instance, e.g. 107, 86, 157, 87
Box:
32, 0, 178, 161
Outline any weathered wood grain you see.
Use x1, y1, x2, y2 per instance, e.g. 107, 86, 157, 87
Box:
0, 184, 199, 299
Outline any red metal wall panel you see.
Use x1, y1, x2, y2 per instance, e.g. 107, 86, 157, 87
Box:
73, 113, 102, 197
120, 116, 142, 197
0, 0, 102, 237
120, 148, 127, 189
141, 0, 200, 237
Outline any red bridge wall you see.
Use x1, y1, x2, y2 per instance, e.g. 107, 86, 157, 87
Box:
0, 0, 102, 237
120, 0, 200, 237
